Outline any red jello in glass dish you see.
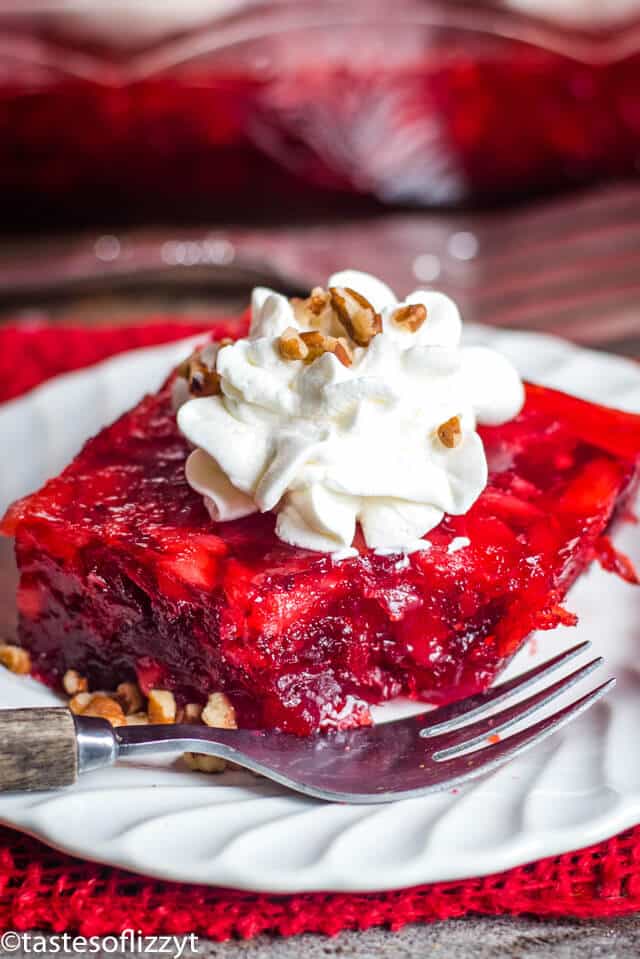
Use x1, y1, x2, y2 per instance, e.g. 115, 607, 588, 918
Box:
2, 0, 640, 224
2, 278, 640, 735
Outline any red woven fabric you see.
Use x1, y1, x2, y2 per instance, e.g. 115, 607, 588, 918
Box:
1, 320, 639, 937
1, 825, 640, 940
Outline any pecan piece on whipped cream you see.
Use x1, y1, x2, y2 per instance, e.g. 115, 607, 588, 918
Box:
291, 286, 335, 331
300, 331, 353, 367
176, 349, 223, 398
437, 415, 463, 449
329, 286, 382, 346
185, 357, 221, 397
279, 327, 310, 361
391, 303, 427, 333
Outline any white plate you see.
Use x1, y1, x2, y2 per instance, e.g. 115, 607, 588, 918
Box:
0, 325, 639, 893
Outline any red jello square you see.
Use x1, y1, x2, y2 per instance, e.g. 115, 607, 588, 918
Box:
2, 353, 639, 734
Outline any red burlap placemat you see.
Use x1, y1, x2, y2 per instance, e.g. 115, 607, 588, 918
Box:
1, 825, 639, 940
1, 319, 639, 938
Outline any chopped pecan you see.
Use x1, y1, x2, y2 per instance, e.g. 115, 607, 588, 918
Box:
299, 331, 353, 368
63, 669, 88, 695
329, 287, 382, 346
116, 681, 144, 715
176, 350, 221, 397
175, 352, 195, 381
392, 303, 427, 333
176, 702, 204, 724
76, 692, 126, 727
187, 358, 221, 397
68, 692, 92, 715
183, 752, 227, 774
333, 337, 354, 368
126, 712, 149, 725
299, 330, 329, 362
291, 287, 333, 330
279, 327, 309, 361
437, 415, 463, 449
201, 692, 237, 729
309, 287, 331, 316
148, 689, 177, 724
0, 644, 31, 675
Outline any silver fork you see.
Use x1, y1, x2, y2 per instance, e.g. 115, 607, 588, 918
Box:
0, 642, 612, 803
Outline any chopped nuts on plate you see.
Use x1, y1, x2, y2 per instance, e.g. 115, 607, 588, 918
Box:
202, 691, 237, 730
183, 752, 227, 774
62, 669, 88, 695
68, 691, 126, 727
176, 702, 204, 724
0, 644, 31, 675
148, 688, 177, 725
116, 681, 144, 715
0, 651, 243, 776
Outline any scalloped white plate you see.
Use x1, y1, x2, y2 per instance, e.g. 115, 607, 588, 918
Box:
0, 325, 639, 892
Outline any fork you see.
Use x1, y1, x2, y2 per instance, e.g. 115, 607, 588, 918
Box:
0, 642, 612, 803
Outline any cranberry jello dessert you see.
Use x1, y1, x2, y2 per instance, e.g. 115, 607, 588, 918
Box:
2, 271, 640, 735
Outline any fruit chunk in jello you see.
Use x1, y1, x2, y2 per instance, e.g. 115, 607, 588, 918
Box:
2, 374, 639, 734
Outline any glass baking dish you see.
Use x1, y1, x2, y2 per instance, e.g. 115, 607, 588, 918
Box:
2, 0, 640, 223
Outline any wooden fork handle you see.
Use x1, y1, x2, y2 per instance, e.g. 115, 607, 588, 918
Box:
0, 707, 78, 791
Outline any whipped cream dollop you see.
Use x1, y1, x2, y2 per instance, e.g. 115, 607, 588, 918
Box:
176, 270, 524, 555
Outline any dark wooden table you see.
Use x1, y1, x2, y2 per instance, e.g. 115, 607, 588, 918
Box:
1, 181, 639, 958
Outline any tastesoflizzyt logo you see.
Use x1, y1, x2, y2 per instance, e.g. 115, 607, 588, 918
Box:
0, 930, 199, 956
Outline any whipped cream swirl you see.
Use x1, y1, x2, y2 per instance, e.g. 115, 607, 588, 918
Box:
176, 270, 524, 555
